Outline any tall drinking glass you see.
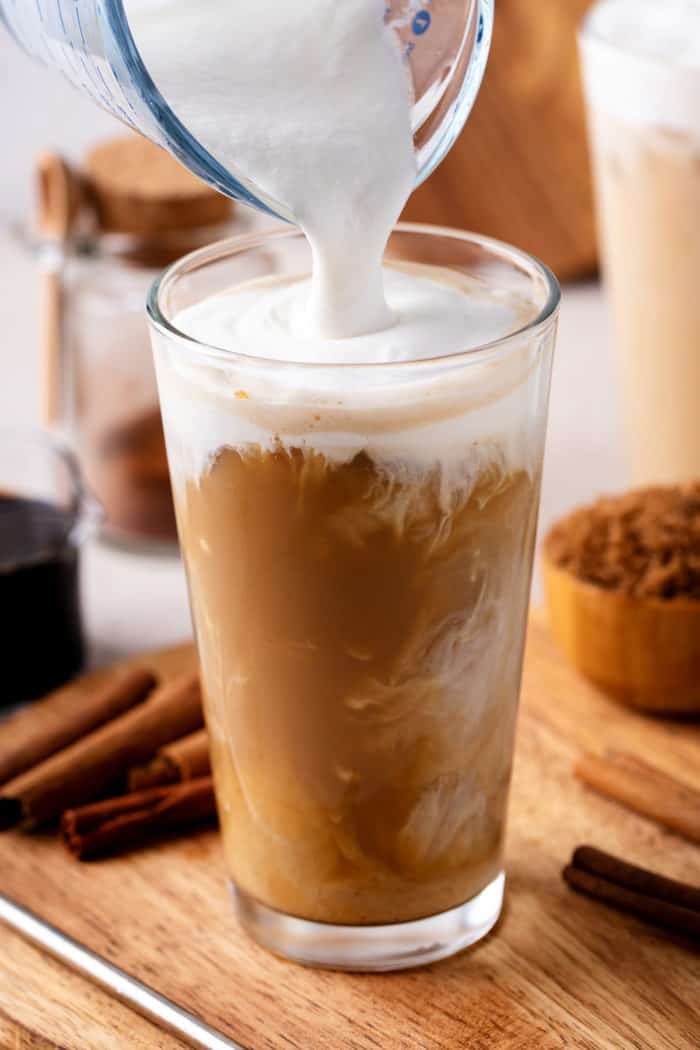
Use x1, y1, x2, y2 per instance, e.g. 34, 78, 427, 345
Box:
580, 1, 700, 485
148, 225, 559, 971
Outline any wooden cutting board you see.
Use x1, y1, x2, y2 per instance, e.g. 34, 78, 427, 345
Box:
1, 612, 698, 1050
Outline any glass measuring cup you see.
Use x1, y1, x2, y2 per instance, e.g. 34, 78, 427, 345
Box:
0, 1, 494, 218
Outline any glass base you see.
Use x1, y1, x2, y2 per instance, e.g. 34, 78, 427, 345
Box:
231, 872, 504, 972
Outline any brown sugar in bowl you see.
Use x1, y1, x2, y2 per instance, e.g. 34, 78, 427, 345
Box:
542, 485, 700, 714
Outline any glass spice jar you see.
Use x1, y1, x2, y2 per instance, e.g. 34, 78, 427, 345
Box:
48, 136, 258, 549
63, 227, 230, 547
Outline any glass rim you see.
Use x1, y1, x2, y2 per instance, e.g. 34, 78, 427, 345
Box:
147, 223, 561, 372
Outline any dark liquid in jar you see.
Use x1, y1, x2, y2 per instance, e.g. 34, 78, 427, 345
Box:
0, 495, 85, 706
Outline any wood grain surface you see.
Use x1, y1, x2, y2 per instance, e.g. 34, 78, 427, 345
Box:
1, 614, 698, 1050
403, 0, 599, 280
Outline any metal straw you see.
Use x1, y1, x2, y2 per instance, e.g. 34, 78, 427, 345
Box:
0, 893, 244, 1050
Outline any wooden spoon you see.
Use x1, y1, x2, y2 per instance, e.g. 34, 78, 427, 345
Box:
35, 152, 83, 426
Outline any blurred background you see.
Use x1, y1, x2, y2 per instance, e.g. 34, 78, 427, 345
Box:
0, 3, 626, 663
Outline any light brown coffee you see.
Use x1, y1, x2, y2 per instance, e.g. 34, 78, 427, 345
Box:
589, 112, 700, 485
177, 444, 537, 924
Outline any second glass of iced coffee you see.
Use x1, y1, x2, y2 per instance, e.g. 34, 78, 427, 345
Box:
580, 0, 700, 485
148, 225, 558, 970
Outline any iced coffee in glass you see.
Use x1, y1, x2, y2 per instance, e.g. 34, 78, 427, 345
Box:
148, 225, 558, 970
580, 0, 700, 485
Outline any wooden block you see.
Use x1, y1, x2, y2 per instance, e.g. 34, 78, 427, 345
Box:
403, 0, 599, 281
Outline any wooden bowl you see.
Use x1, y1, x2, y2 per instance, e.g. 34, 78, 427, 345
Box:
543, 554, 700, 714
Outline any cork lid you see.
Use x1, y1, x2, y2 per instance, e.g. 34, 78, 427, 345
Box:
84, 135, 233, 235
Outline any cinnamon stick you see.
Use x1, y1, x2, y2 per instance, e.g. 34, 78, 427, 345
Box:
128, 728, 211, 791
0, 668, 157, 786
572, 846, 700, 912
564, 846, 700, 939
61, 777, 217, 860
576, 751, 700, 845
0, 673, 203, 829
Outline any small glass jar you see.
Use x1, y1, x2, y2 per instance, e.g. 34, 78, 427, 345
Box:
0, 429, 100, 705
35, 135, 262, 550
62, 224, 242, 549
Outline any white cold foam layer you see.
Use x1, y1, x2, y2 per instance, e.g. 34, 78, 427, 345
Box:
581, 1, 700, 136
154, 265, 542, 491
172, 265, 522, 366
124, 0, 416, 338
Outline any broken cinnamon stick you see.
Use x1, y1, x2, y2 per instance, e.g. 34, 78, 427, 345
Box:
564, 846, 700, 939
128, 727, 211, 790
0, 667, 157, 786
61, 777, 217, 860
575, 751, 700, 845
0, 672, 203, 829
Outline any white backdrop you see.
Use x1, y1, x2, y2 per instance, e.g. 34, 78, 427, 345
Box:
0, 33, 120, 221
